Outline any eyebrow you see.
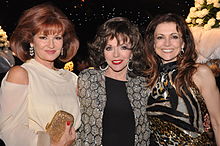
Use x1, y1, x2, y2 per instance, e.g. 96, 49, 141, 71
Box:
170, 33, 179, 35
105, 44, 112, 46
155, 32, 180, 36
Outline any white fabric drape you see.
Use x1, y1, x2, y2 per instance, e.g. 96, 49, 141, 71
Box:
0, 59, 81, 146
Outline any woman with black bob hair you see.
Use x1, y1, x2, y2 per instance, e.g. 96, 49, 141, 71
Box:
89, 17, 147, 77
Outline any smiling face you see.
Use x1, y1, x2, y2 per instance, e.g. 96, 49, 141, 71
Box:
104, 37, 132, 79
30, 32, 63, 67
154, 22, 184, 64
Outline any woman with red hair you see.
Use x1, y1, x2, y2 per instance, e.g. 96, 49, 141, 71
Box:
0, 3, 81, 146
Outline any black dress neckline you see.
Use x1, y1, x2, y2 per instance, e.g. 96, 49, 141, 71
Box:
102, 76, 135, 146
159, 61, 177, 73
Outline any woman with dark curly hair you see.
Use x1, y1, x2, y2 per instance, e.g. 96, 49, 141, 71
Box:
76, 17, 149, 145
144, 13, 220, 145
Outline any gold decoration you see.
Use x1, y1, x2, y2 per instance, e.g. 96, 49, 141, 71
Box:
46, 110, 74, 144
64, 61, 74, 71
0, 26, 9, 48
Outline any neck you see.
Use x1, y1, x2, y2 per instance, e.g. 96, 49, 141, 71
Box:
34, 58, 55, 70
105, 69, 127, 81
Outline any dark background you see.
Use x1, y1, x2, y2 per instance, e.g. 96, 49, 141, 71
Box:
0, 0, 194, 73
0, 0, 194, 56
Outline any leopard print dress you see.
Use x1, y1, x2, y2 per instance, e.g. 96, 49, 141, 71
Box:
146, 61, 216, 146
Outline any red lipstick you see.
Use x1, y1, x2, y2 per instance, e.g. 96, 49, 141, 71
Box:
112, 60, 123, 65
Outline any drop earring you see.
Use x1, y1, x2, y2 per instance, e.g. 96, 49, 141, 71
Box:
61, 48, 64, 56
181, 47, 184, 53
179, 47, 184, 57
127, 59, 133, 71
99, 62, 109, 71
29, 46, 34, 57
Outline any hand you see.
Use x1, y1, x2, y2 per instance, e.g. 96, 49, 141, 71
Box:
51, 121, 76, 146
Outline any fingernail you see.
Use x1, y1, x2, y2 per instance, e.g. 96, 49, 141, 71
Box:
67, 121, 71, 126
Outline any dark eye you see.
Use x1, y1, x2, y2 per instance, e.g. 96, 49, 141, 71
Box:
105, 46, 112, 51
55, 36, 63, 40
171, 35, 179, 39
39, 36, 47, 40
121, 46, 129, 50
156, 36, 163, 40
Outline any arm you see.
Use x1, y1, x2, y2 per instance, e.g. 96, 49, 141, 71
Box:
193, 64, 220, 145
6, 66, 29, 84
0, 66, 50, 146
75, 69, 90, 146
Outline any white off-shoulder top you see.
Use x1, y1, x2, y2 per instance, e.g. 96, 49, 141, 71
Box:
0, 59, 81, 146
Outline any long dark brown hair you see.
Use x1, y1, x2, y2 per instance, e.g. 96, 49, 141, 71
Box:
10, 3, 79, 62
144, 13, 198, 96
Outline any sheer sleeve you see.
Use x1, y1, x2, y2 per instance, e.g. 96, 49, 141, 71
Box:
0, 76, 50, 146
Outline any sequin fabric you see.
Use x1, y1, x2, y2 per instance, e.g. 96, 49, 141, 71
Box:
76, 69, 150, 146
146, 61, 216, 146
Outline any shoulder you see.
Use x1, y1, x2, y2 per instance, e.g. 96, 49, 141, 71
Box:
193, 64, 215, 90
78, 68, 101, 78
68, 71, 78, 79
6, 65, 28, 85
78, 68, 103, 87
127, 75, 150, 97
129, 74, 147, 82
128, 75, 148, 87
194, 64, 213, 79
66, 71, 78, 84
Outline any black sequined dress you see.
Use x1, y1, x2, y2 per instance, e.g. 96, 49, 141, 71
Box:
146, 61, 216, 145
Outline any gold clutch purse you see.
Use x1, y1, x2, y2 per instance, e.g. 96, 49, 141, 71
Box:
45, 110, 74, 143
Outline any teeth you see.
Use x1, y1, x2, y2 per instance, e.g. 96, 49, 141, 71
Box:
113, 60, 121, 63
162, 49, 173, 53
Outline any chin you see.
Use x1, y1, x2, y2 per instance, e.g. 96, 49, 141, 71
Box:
45, 58, 57, 62
112, 68, 127, 73
161, 56, 177, 62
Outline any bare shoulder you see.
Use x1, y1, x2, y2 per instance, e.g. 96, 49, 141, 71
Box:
193, 64, 213, 79
193, 64, 216, 91
196, 64, 213, 75
6, 66, 28, 85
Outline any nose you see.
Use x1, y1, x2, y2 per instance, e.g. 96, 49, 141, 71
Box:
164, 38, 171, 46
48, 39, 55, 49
113, 48, 119, 57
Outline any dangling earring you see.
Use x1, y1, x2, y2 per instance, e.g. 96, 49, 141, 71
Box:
99, 62, 109, 71
60, 48, 64, 56
179, 47, 184, 57
29, 46, 34, 57
181, 47, 184, 53
127, 59, 133, 72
